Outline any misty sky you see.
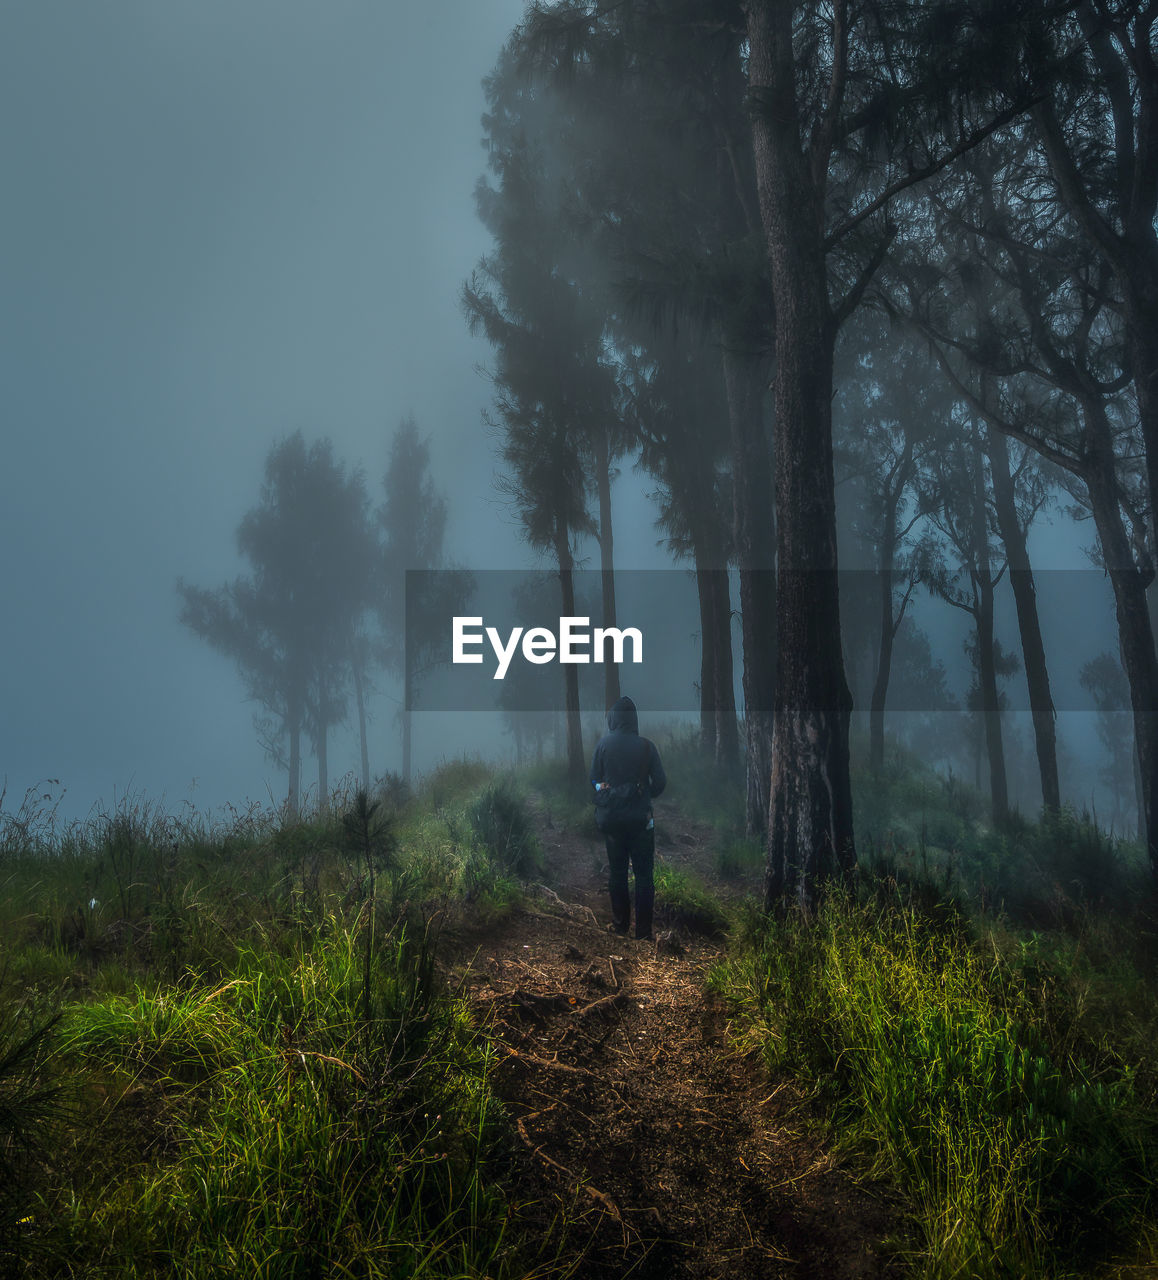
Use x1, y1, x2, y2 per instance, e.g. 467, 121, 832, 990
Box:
1, 1, 556, 823
0, 2, 1120, 830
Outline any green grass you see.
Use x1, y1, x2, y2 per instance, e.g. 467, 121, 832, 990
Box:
712, 882, 1158, 1278
517, 759, 595, 835
467, 777, 543, 880
0, 770, 566, 1279
38, 920, 517, 1278
6, 741, 1158, 1278
654, 861, 731, 936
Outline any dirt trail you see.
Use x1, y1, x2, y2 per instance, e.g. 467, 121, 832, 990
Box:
446, 805, 904, 1279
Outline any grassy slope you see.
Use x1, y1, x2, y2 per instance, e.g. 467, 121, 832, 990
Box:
2, 736, 1157, 1278
0, 767, 559, 1279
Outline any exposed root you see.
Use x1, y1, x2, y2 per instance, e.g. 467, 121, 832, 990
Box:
515, 1113, 628, 1230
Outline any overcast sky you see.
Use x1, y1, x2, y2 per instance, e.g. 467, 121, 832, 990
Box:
0, 1, 566, 824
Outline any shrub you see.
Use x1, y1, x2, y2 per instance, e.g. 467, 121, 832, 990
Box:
469, 778, 542, 880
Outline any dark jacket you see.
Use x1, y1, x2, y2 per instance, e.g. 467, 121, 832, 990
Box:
590, 697, 666, 830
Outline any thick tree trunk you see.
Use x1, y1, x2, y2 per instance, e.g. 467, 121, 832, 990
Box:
970, 442, 1008, 826
987, 430, 1059, 811
593, 430, 621, 711
722, 343, 776, 837
1124, 281, 1158, 561
747, 0, 855, 912
317, 722, 329, 815
556, 538, 586, 785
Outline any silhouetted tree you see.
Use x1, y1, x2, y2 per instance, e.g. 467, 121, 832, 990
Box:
178, 433, 374, 814
463, 46, 619, 783
378, 416, 470, 786
627, 331, 739, 767
835, 323, 943, 774
742, 0, 1032, 909
900, 143, 1158, 870
518, 1, 774, 827
1081, 651, 1138, 834
922, 417, 1016, 825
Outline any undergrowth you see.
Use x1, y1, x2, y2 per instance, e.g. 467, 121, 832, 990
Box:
31, 921, 521, 1279
0, 769, 560, 1279
712, 880, 1158, 1278
654, 862, 730, 936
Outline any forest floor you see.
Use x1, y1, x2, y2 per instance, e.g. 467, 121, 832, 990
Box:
444, 800, 908, 1279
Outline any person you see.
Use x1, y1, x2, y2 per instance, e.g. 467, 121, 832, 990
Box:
589, 695, 666, 940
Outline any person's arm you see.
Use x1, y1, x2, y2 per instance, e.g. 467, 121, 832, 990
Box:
590, 741, 605, 790
647, 742, 666, 798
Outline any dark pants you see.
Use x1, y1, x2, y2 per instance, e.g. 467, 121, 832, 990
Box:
606, 825, 655, 938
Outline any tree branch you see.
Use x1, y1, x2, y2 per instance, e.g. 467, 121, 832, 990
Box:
824, 102, 1033, 251
833, 226, 896, 327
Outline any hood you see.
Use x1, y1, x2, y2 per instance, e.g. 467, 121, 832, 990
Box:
607, 696, 638, 734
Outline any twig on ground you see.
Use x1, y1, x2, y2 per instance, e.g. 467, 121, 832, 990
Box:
571, 991, 628, 1020
498, 1044, 598, 1077
515, 1114, 627, 1228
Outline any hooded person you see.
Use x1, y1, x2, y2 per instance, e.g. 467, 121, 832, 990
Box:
589, 695, 666, 940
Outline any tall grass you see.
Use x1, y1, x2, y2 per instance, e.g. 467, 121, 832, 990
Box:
0, 991, 66, 1276
32, 917, 516, 1278
713, 884, 1158, 1277
0, 769, 567, 1278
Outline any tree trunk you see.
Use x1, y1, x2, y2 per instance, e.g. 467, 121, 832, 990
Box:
970, 440, 1008, 826
1123, 280, 1158, 561
694, 555, 740, 768
403, 633, 414, 789
402, 710, 412, 790
722, 342, 776, 837
1084, 401, 1158, 873
317, 722, 329, 815
712, 568, 739, 768
747, 0, 855, 912
695, 553, 717, 754
556, 537, 586, 785
351, 636, 370, 792
975, 572, 1009, 826
288, 713, 301, 818
593, 429, 621, 711
987, 430, 1060, 811
869, 534, 896, 776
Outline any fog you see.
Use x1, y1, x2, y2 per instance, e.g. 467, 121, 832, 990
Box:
0, 2, 1143, 837
3, 2, 534, 822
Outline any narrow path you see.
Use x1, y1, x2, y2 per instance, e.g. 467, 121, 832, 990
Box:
447, 809, 904, 1279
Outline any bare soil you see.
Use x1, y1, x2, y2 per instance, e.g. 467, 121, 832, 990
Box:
445, 803, 908, 1279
